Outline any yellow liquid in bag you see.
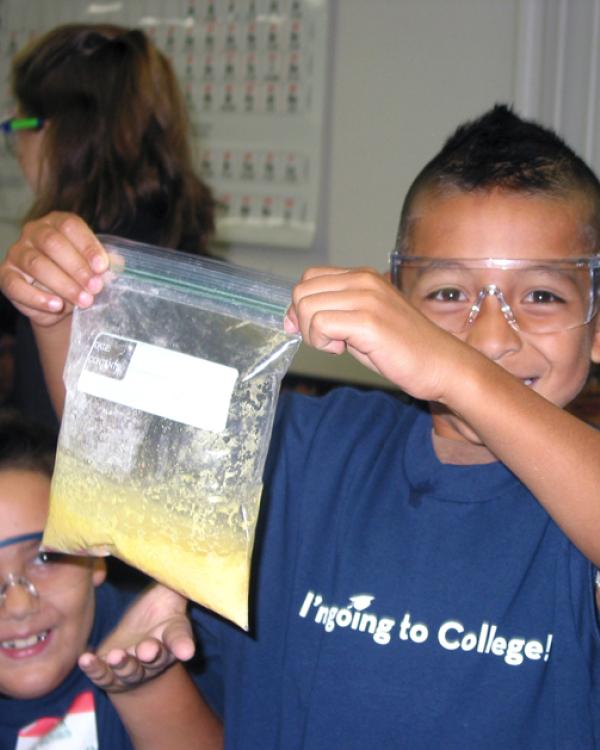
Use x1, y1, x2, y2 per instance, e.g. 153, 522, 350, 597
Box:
45, 450, 258, 629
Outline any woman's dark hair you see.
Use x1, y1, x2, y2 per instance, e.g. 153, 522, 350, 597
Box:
12, 23, 215, 254
0, 410, 57, 477
397, 104, 600, 252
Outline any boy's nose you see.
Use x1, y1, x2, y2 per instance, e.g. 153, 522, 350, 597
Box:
464, 294, 523, 360
0, 578, 40, 619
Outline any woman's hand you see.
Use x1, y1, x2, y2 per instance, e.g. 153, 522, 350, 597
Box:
0, 211, 109, 327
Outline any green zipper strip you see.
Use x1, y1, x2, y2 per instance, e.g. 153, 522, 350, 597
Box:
121, 266, 289, 317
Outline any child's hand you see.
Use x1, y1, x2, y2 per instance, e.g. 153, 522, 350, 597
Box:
284, 266, 471, 403
79, 583, 195, 694
0, 211, 109, 327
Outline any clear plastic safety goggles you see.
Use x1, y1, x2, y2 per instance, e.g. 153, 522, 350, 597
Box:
0, 531, 90, 614
390, 252, 600, 334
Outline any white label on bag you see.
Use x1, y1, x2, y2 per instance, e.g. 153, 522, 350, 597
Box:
78, 333, 238, 433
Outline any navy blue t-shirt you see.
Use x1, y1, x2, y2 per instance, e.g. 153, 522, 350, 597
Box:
0, 582, 134, 749
192, 388, 600, 749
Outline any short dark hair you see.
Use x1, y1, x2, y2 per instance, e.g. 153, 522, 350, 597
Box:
0, 410, 57, 477
397, 104, 600, 252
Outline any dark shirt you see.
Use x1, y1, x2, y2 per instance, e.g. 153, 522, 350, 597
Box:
192, 388, 600, 749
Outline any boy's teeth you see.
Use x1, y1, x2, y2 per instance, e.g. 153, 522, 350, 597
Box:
1, 630, 49, 649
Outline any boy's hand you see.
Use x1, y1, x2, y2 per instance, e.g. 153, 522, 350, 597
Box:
284, 266, 469, 403
79, 583, 195, 694
0, 211, 109, 327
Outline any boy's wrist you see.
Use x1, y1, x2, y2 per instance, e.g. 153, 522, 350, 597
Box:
433, 340, 491, 411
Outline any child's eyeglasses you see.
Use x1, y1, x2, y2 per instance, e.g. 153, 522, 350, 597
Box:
0, 116, 45, 156
0, 531, 90, 615
390, 252, 600, 334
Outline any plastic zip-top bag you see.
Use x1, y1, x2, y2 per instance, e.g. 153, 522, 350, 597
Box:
44, 236, 301, 629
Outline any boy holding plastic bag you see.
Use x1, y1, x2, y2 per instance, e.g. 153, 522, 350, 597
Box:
5, 105, 600, 747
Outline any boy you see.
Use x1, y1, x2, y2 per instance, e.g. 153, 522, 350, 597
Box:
0, 411, 222, 749
3, 104, 600, 747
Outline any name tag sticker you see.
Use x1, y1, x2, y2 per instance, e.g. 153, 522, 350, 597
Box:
78, 333, 238, 433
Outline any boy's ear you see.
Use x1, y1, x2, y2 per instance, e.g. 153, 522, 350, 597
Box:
92, 558, 107, 587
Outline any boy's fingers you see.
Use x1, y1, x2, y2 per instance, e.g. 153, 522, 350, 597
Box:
293, 289, 377, 347
48, 212, 109, 272
78, 653, 115, 687
283, 309, 299, 334
104, 650, 146, 685
161, 619, 196, 661
26, 212, 109, 276
306, 311, 351, 354
3, 213, 108, 305
134, 637, 165, 665
290, 268, 389, 338
308, 309, 374, 352
0, 269, 65, 313
295, 267, 383, 295
3, 251, 95, 310
299, 266, 352, 283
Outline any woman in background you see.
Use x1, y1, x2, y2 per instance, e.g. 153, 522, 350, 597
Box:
2, 23, 216, 427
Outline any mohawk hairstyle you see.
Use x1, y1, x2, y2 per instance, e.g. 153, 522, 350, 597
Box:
397, 104, 600, 251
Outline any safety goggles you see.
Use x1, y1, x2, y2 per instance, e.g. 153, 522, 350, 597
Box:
390, 252, 600, 334
0, 116, 45, 156
0, 531, 90, 614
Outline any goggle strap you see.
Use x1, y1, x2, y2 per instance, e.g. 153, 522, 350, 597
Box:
0, 531, 44, 550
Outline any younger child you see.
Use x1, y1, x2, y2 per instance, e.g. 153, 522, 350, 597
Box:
3, 104, 600, 748
0, 411, 222, 749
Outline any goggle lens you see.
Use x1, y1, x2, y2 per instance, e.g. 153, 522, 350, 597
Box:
390, 253, 600, 334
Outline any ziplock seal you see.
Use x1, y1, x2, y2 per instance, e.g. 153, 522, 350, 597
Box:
99, 234, 294, 325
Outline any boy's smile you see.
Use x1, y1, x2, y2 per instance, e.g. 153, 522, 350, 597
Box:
0, 470, 105, 700
405, 188, 600, 447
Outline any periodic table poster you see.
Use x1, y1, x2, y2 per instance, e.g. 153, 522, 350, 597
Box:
0, 0, 330, 249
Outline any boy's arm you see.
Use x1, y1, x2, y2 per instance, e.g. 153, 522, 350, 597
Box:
0, 212, 109, 417
31, 317, 72, 417
106, 663, 222, 750
443, 347, 600, 567
286, 267, 600, 568
79, 583, 222, 750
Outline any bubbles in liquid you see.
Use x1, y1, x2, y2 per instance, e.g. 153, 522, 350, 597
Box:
47, 449, 261, 629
